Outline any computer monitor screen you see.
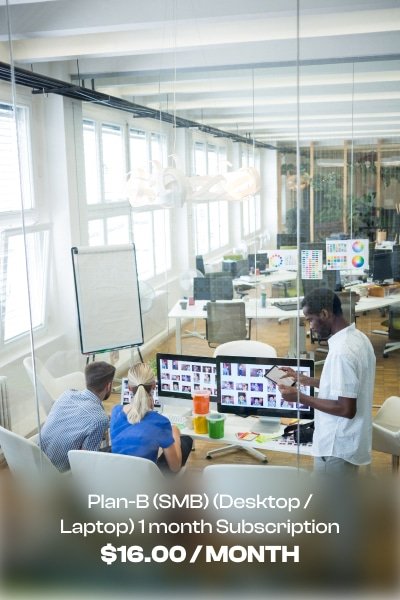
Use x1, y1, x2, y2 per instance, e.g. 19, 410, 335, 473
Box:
157, 353, 217, 401
248, 253, 269, 271
216, 355, 314, 424
193, 277, 211, 300
372, 250, 393, 283
222, 259, 248, 277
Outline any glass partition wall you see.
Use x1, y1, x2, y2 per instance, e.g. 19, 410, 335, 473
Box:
1, 4, 399, 436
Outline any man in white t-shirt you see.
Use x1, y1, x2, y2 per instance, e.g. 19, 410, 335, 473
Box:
278, 288, 376, 475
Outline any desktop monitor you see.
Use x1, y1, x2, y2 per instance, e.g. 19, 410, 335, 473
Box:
248, 253, 269, 271
193, 276, 233, 301
216, 355, 314, 432
372, 250, 393, 283
157, 353, 217, 401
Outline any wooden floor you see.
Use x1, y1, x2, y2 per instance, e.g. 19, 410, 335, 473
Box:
134, 308, 400, 476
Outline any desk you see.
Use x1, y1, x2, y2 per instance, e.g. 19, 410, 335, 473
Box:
168, 298, 306, 355
169, 294, 400, 356
162, 405, 313, 458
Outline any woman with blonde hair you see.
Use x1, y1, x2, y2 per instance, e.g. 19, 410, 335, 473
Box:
110, 362, 192, 473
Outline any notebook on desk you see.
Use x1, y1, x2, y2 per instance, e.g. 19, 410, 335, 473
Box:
273, 299, 299, 311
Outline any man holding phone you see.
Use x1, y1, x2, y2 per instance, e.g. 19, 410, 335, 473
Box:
278, 288, 376, 475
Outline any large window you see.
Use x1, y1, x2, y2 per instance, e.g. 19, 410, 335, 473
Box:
83, 115, 172, 279
0, 101, 49, 344
193, 140, 229, 255
241, 145, 261, 237
0, 102, 33, 212
1, 227, 49, 343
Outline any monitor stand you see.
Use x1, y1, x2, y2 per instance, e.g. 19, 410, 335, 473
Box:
252, 416, 281, 434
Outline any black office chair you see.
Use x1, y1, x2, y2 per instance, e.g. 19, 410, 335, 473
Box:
206, 302, 251, 348
383, 303, 400, 358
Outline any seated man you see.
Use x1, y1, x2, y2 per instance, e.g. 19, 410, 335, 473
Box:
39, 361, 115, 472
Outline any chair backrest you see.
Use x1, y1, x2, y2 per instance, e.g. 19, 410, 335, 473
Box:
68, 450, 166, 518
68, 450, 166, 517
213, 339, 277, 358
372, 396, 400, 457
206, 302, 248, 347
202, 464, 309, 522
388, 303, 400, 340
0, 425, 59, 485
23, 355, 86, 415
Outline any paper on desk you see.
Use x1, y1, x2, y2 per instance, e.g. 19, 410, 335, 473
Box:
236, 431, 282, 443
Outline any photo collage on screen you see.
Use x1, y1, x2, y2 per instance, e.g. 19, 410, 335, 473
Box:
160, 357, 217, 396
220, 362, 311, 411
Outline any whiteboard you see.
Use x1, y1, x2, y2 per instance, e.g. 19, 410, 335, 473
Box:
71, 244, 144, 354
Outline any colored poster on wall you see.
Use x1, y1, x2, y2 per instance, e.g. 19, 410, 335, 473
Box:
301, 249, 323, 279
326, 239, 369, 272
267, 249, 298, 269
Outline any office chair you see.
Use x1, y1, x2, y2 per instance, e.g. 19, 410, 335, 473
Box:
206, 340, 277, 461
372, 396, 400, 472
383, 303, 400, 358
68, 450, 166, 519
23, 356, 86, 416
206, 302, 251, 348
202, 465, 309, 521
0, 425, 62, 490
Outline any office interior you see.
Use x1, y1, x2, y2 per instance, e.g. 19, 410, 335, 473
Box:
0, 0, 400, 471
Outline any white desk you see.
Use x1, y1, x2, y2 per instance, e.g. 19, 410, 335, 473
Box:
168, 293, 400, 356
162, 403, 312, 458
168, 298, 305, 355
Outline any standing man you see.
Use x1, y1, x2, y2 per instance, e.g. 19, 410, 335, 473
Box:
39, 361, 115, 472
278, 288, 376, 475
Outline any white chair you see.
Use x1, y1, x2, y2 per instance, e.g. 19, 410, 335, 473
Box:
213, 339, 277, 359
0, 425, 61, 489
23, 355, 86, 415
209, 340, 278, 462
372, 396, 400, 473
68, 450, 167, 518
202, 464, 309, 521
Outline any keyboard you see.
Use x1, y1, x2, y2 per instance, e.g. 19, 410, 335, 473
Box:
166, 413, 190, 427
274, 301, 299, 311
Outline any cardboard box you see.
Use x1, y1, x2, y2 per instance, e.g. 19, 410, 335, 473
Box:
368, 283, 400, 297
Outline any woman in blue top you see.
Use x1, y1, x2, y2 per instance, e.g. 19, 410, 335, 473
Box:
110, 363, 193, 473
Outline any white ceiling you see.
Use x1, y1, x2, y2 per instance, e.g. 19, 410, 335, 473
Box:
1, 0, 400, 146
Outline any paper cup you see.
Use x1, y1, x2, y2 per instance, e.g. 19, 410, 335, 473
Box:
192, 390, 210, 414
192, 414, 209, 435
206, 413, 226, 439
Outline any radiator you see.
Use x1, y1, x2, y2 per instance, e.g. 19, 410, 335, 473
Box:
0, 376, 11, 430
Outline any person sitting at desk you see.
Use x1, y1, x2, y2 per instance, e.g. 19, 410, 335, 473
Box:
39, 361, 115, 472
110, 363, 193, 473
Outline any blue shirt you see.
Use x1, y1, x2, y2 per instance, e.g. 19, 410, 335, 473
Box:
39, 389, 109, 472
110, 406, 174, 463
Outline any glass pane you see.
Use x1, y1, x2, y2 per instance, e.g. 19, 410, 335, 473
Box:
208, 144, 218, 176
0, 103, 33, 212
83, 120, 100, 205
194, 142, 207, 176
132, 212, 154, 279
219, 200, 229, 246
3, 230, 48, 341
129, 129, 147, 170
153, 209, 171, 274
194, 203, 209, 254
107, 215, 130, 245
101, 123, 125, 202
209, 202, 220, 250
88, 219, 105, 246
150, 132, 167, 170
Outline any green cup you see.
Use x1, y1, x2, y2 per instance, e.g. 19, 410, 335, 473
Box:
206, 413, 226, 439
